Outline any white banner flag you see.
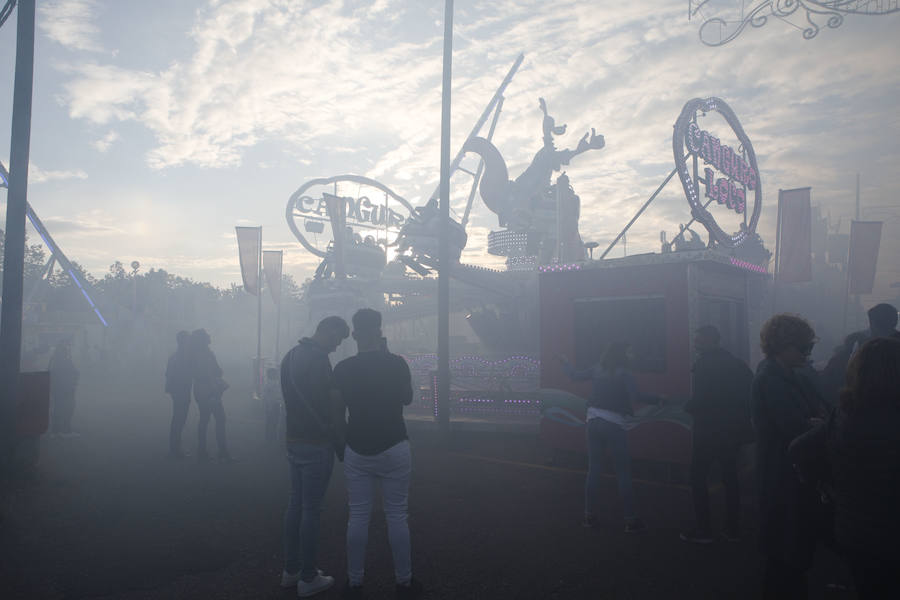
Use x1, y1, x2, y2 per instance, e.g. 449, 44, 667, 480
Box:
235, 226, 261, 295
263, 250, 283, 304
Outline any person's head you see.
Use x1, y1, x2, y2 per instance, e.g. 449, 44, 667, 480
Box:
759, 314, 816, 368
312, 316, 350, 353
266, 367, 278, 381
601, 341, 630, 373
867, 303, 898, 337
694, 325, 721, 354
191, 329, 211, 347
351, 308, 383, 351
840, 337, 900, 414
176, 330, 189, 348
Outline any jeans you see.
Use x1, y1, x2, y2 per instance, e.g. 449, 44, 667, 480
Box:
197, 395, 229, 458
283, 442, 334, 580
585, 417, 636, 520
169, 392, 191, 454
344, 440, 412, 586
51, 390, 76, 434
689, 432, 740, 533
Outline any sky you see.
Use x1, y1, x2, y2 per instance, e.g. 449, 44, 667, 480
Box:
0, 0, 898, 303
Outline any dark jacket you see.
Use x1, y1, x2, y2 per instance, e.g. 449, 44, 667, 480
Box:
686, 347, 754, 442
192, 346, 224, 401
751, 357, 826, 568
281, 338, 334, 445
789, 405, 900, 562
563, 363, 635, 416
165, 349, 192, 396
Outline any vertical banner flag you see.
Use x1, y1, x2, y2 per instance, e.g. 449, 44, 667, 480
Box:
776, 188, 812, 283
235, 226, 261, 295
263, 250, 283, 304
848, 221, 883, 294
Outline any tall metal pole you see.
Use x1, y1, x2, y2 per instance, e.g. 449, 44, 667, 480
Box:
437, 0, 453, 436
0, 0, 36, 475
256, 227, 263, 397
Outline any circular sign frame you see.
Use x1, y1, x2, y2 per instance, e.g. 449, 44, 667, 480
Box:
286, 174, 415, 258
673, 97, 762, 248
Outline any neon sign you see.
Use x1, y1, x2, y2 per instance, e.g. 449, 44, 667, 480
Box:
673, 97, 762, 248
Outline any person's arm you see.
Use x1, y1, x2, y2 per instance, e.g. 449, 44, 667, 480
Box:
398, 357, 413, 406
559, 356, 593, 381
787, 418, 828, 484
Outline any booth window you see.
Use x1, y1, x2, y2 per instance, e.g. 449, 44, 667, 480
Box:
573, 296, 667, 373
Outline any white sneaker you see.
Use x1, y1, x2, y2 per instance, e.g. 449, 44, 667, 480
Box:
297, 574, 334, 597
280, 569, 324, 588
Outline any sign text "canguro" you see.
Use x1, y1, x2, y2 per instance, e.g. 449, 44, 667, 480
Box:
296, 195, 407, 229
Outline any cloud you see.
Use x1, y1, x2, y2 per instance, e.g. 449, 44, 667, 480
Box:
92, 130, 119, 153
39, 0, 103, 52
30, 165, 88, 184
40, 1, 900, 296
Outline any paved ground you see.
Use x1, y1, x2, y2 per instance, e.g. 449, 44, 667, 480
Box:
1, 378, 856, 599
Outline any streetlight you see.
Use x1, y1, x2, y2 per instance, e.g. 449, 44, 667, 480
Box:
130, 261, 140, 316
584, 241, 599, 260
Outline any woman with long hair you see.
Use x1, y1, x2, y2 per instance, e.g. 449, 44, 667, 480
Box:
790, 337, 900, 597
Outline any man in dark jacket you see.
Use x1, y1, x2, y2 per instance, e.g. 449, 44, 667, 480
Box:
191, 329, 231, 463
279, 316, 349, 597
165, 331, 192, 458
680, 326, 754, 544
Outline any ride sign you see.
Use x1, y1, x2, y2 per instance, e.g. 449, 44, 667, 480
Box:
286, 175, 415, 258
673, 97, 762, 248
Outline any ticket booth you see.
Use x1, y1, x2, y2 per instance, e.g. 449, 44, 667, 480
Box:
538, 249, 765, 464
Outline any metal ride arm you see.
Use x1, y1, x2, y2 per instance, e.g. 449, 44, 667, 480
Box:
599, 154, 689, 260
0, 162, 108, 326
426, 53, 524, 204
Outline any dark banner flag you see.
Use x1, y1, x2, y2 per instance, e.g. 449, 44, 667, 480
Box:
235, 226, 261, 296
848, 221, 883, 295
776, 187, 812, 283
263, 250, 283, 304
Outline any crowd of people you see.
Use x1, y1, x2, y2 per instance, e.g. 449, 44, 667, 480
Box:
41, 300, 892, 598
560, 303, 899, 599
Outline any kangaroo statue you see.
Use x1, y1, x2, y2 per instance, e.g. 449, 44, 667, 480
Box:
463, 98, 605, 229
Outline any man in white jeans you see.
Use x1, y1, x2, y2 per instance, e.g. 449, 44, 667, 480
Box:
332, 309, 421, 600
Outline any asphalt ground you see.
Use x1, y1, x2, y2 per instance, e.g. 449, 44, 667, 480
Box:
1, 377, 856, 599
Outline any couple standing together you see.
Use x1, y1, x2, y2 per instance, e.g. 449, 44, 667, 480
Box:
280, 309, 421, 599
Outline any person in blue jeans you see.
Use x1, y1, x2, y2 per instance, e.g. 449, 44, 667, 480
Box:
279, 316, 350, 597
560, 341, 645, 533
332, 309, 422, 599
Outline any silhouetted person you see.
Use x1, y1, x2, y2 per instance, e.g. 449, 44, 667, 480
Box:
279, 316, 349, 597
165, 331, 193, 458
752, 315, 826, 599
49, 341, 80, 437
788, 337, 900, 598
332, 309, 422, 599
681, 325, 754, 544
263, 367, 282, 443
191, 329, 232, 462
560, 341, 645, 533
867, 302, 899, 340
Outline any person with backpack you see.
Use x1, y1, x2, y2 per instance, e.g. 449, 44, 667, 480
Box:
279, 316, 349, 597
560, 341, 645, 533
680, 325, 754, 544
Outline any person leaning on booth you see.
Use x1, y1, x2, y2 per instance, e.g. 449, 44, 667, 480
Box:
559, 342, 646, 533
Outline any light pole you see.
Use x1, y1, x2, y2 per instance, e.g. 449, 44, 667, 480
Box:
130, 260, 140, 316
437, 0, 453, 437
